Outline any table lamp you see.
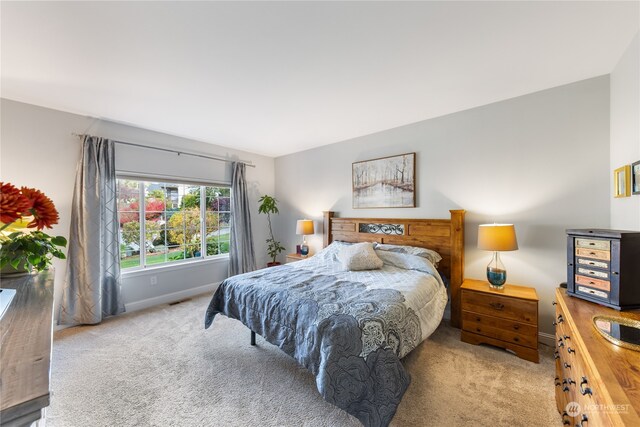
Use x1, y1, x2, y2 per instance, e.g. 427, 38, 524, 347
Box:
478, 224, 518, 289
296, 219, 314, 257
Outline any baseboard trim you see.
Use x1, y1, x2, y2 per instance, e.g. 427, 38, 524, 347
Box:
125, 282, 221, 313
538, 331, 555, 347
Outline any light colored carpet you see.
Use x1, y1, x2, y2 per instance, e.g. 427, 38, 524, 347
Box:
47, 294, 558, 427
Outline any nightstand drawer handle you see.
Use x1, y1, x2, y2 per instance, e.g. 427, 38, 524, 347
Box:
561, 412, 571, 425
580, 377, 592, 396
554, 351, 560, 360
555, 376, 561, 386
563, 362, 571, 369
513, 325, 520, 330
489, 302, 504, 310
567, 347, 575, 354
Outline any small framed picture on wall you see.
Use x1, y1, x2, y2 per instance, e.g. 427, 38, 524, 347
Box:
632, 160, 640, 195
614, 165, 632, 198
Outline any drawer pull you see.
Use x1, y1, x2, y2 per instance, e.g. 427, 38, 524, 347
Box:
561, 411, 571, 425
476, 328, 481, 333
562, 384, 570, 392
552, 301, 557, 306
557, 338, 565, 348
563, 362, 571, 369
563, 334, 571, 340
554, 376, 561, 386
489, 302, 504, 310
567, 347, 575, 354
554, 351, 560, 360
513, 325, 520, 330
476, 317, 481, 322
513, 337, 519, 342
580, 377, 592, 396
578, 414, 588, 427
565, 377, 576, 385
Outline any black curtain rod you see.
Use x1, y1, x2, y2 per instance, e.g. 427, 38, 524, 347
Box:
72, 133, 256, 168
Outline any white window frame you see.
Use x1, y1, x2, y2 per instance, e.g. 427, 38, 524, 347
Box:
117, 176, 231, 273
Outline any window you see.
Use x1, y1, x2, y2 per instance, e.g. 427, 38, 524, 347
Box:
116, 178, 231, 270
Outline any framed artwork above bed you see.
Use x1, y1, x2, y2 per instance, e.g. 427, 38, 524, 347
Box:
352, 152, 416, 208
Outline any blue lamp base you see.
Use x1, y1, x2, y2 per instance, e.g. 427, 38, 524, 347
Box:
487, 267, 507, 289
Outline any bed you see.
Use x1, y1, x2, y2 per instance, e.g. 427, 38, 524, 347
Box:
204, 210, 465, 427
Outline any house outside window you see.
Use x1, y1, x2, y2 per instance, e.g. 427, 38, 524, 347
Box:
116, 178, 231, 270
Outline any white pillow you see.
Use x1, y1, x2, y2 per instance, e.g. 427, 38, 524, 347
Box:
374, 243, 442, 267
339, 242, 384, 271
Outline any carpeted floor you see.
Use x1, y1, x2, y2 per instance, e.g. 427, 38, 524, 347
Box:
47, 294, 558, 427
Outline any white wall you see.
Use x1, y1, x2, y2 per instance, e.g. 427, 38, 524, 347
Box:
0, 99, 275, 319
273, 76, 611, 336
610, 32, 640, 230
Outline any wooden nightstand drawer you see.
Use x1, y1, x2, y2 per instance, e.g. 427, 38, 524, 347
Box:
462, 290, 537, 325
462, 311, 537, 348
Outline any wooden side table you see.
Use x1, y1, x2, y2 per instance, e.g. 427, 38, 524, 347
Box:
285, 253, 312, 264
460, 278, 539, 363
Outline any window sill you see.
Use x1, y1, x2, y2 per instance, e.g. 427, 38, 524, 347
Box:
121, 255, 229, 278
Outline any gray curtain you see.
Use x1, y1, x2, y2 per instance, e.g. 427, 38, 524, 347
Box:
229, 162, 256, 276
58, 136, 125, 325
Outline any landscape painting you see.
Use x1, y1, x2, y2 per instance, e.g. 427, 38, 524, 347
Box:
352, 153, 416, 208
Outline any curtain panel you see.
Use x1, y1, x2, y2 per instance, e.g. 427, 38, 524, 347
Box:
229, 162, 256, 276
58, 136, 125, 325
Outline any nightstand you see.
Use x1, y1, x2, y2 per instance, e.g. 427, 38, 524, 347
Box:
285, 253, 311, 264
460, 278, 539, 363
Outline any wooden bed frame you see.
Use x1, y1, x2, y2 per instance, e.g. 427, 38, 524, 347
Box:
249, 209, 465, 345
323, 210, 465, 328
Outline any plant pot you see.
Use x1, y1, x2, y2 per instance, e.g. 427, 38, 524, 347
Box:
0, 256, 32, 277
267, 262, 281, 268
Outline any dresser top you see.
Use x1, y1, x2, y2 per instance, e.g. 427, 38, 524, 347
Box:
567, 228, 640, 238
461, 278, 538, 301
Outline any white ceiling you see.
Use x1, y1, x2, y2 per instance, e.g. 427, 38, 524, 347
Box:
1, 1, 638, 157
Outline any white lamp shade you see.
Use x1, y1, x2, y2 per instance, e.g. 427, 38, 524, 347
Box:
478, 224, 518, 251
296, 219, 315, 235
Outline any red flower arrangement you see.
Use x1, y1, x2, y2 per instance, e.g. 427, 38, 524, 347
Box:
0, 182, 66, 273
0, 182, 60, 230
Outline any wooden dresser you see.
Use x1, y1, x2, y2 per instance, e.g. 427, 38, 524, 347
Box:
554, 288, 640, 426
0, 271, 54, 427
461, 279, 539, 363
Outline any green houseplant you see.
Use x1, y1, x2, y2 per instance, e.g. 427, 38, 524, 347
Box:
0, 182, 67, 275
258, 195, 285, 266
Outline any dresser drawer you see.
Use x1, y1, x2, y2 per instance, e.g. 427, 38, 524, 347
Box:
462, 290, 537, 325
462, 311, 537, 349
575, 247, 611, 261
575, 238, 611, 251
576, 285, 609, 301
576, 267, 609, 280
575, 275, 610, 291
576, 257, 610, 270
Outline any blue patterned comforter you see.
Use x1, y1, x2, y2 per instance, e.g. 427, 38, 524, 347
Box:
204, 242, 448, 426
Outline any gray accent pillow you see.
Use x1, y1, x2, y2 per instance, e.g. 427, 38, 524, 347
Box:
339, 242, 384, 271
374, 243, 442, 267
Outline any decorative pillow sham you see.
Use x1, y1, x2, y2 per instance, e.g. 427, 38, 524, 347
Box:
374, 243, 442, 267
339, 242, 384, 271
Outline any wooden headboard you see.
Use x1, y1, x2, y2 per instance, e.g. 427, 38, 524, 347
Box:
323, 210, 465, 328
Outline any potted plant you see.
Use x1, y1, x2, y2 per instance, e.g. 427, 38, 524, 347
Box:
0, 182, 67, 276
258, 195, 285, 267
